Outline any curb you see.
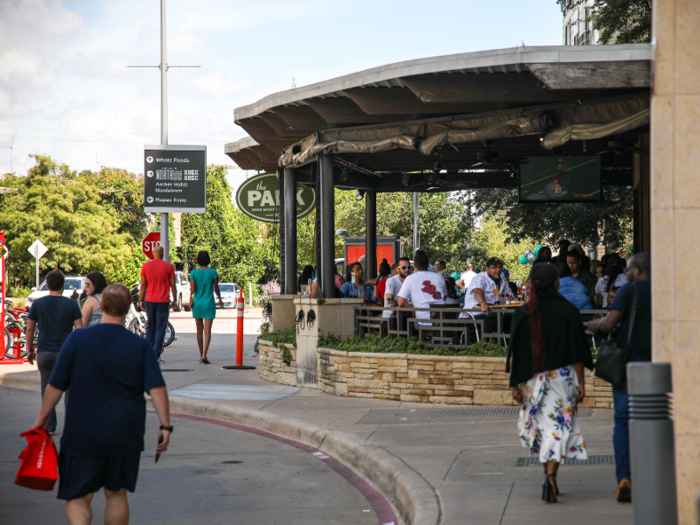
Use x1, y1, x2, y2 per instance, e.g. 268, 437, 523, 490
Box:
0, 372, 441, 525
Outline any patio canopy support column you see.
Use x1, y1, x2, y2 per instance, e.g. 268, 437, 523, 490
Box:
365, 190, 377, 280
319, 154, 335, 298
278, 167, 286, 293
284, 167, 297, 295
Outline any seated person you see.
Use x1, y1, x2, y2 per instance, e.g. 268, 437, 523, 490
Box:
607, 286, 620, 309
397, 250, 446, 329
445, 277, 459, 305
502, 268, 519, 297
460, 257, 514, 332
558, 264, 593, 309
383, 258, 412, 318
340, 262, 378, 303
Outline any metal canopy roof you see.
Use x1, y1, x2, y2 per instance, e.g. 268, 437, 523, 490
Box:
226, 44, 651, 185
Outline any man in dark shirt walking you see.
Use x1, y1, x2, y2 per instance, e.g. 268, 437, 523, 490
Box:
26, 270, 83, 434
590, 252, 651, 503
32, 284, 172, 525
140, 245, 177, 363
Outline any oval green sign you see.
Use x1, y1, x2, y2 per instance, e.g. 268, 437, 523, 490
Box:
235, 173, 316, 223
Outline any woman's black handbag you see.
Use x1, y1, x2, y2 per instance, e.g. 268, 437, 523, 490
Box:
594, 285, 638, 388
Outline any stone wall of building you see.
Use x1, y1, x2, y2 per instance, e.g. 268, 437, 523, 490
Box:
259, 340, 613, 407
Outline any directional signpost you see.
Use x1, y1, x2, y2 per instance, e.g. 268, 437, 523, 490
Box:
27, 239, 48, 289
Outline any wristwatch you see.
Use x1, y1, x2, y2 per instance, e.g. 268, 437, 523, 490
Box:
159, 425, 174, 432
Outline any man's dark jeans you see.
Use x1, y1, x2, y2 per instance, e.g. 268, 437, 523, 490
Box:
612, 383, 630, 482
145, 302, 170, 356
37, 352, 60, 432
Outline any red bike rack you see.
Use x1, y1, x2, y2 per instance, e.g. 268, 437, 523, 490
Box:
1, 231, 28, 365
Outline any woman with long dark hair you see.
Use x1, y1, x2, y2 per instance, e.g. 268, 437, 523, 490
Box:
506, 263, 593, 503
80, 271, 108, 327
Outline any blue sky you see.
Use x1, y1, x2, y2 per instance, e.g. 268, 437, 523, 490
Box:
0, 0, 563, 187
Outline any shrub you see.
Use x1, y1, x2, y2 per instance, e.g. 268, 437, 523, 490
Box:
317, 333, 505, 357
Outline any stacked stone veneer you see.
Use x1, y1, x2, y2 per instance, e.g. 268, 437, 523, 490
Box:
259, 340, 613, 407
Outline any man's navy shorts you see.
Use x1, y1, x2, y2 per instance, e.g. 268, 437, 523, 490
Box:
57, 452, 141, 500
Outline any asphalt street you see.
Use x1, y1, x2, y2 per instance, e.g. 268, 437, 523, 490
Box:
0, 388, 387, 525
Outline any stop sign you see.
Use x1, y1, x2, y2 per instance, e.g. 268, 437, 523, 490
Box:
142, 232, 162, 260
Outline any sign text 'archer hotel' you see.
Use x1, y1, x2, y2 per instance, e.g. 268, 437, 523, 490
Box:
144, 145, 207, 213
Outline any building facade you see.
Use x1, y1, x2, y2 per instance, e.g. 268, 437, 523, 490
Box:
562, 0, 600, 45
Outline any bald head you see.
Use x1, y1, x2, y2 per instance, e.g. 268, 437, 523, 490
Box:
153, 245, 164, 259
627, 252, 650, 282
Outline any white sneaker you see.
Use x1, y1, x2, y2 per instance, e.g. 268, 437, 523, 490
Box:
158, 357, 165, 364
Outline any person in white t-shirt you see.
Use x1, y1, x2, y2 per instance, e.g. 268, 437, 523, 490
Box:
460, 257, 514, 332
397, 250, 447, 326
457, 264, 478, 292
383, 257, 412, 318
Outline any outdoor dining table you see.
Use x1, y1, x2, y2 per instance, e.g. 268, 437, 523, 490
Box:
464, 303, 524, 346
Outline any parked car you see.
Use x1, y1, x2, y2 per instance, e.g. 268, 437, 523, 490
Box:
174, 271, 191, 312
26, 276, 86, 309
216, 283, 240, 308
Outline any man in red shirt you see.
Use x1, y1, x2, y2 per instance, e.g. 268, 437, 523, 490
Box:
139, 246, 177, 363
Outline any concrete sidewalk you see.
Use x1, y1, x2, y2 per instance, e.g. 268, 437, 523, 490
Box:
0, 318, 632, 525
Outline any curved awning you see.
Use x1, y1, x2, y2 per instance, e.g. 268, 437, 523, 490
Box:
226, 44, 651, 173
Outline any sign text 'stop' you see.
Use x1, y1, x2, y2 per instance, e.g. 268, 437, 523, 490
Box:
235, 173, 316, 223
144, 145, 207, 214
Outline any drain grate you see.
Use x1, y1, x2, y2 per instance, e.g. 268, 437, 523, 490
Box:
160, 369, 193, 372
516, 455, 614, 467
427, 407, 520, 418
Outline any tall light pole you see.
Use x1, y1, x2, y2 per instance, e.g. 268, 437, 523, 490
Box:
128, 0, 199, 262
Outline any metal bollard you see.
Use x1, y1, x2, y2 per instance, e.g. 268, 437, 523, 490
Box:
627, 362, 677, 525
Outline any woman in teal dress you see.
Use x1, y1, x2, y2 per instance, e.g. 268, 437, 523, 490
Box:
189, 250, 223, 364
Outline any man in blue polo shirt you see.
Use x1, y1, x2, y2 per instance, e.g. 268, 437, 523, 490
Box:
26, 270, 83, 434
32, 284, 172, 525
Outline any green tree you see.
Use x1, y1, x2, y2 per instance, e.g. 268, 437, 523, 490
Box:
77, 167, 148, 242
180, 167, 278, 291
464, 186, 633, 251
0, 174, 131, 287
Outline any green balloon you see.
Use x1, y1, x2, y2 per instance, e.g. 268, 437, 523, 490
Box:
519, 255, 529, 265
534, 245, 542, 256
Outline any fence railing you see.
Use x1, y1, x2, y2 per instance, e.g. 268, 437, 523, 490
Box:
354, 304, 609, 349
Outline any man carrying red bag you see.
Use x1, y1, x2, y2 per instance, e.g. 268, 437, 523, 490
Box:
30, 284, 172, 525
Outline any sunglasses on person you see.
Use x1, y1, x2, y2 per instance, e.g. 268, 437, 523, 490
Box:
400, 265, 413, 270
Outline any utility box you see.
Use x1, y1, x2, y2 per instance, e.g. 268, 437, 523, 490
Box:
343, 236, 400, 276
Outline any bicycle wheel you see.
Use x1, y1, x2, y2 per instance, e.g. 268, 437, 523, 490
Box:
5, 329, 15, 359
163, 322, 175, 347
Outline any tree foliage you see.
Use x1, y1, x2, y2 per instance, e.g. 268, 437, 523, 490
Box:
463, 186, 633, 251
0, 173, 131, 287
180, 167, 277, 290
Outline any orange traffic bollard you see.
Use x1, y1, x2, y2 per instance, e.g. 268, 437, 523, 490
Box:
223, 288, 255, 370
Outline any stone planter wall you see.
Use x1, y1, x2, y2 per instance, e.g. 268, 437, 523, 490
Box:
259, 341, 613, 408
258, 340, 297, 387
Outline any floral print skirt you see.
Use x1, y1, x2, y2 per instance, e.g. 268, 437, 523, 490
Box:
517, 366, 588, 463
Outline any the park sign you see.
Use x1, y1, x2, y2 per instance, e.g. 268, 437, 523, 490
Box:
236, 173, 316, 223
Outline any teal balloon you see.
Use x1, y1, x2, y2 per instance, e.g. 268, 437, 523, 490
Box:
519, 255, 529, 265
534, 245, 542, 256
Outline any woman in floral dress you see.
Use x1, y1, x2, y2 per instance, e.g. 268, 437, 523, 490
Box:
506, 263, 593, 502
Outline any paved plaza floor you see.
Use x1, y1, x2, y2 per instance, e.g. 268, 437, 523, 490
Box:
0, 308, 633, 524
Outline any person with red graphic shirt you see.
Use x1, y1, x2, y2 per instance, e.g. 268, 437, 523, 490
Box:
139, 245, 177, 363
397, 250, 446, 328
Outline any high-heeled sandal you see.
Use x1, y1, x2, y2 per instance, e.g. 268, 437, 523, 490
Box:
542, 474, 558, 503
550, 474, 559, 497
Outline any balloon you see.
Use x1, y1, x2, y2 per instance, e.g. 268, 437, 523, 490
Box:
519, 255, 529, 265
524, 248, 533, 255
527, 252, 536, 263
534, 245, 542, 256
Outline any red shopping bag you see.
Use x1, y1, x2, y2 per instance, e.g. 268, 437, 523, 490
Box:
15, 429, 59, 491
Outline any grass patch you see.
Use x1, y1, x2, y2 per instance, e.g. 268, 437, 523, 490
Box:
317, 333, 506, 357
